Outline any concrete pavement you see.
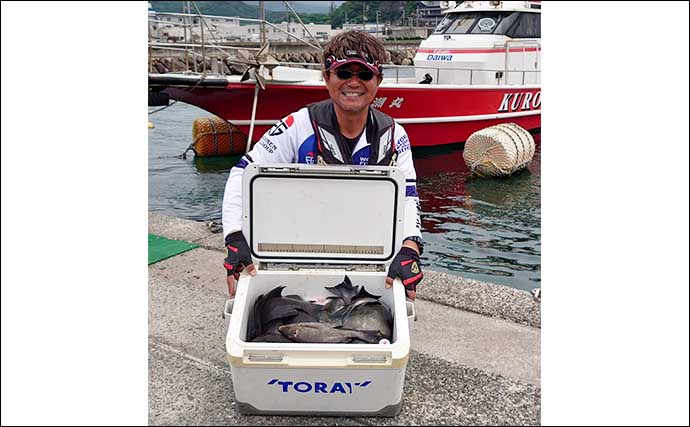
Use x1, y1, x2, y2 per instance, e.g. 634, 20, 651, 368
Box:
148, 212, 541, 425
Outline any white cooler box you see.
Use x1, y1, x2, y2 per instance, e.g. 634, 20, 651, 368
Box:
223, 164, 415, 416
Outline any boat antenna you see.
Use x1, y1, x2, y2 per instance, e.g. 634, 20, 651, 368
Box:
362, 1, 366, 31
259, 1, 266, 45
283, 1, 324, 52
189, 1, 244, 60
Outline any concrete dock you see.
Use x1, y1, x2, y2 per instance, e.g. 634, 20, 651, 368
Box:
148, 212, 541, 425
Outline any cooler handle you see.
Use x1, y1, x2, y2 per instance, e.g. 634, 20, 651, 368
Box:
223, 299, 235, 319
406, 301, 417, 321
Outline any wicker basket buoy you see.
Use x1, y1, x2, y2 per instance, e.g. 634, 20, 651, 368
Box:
462, 123, 536, 177
191, 116, 248, 157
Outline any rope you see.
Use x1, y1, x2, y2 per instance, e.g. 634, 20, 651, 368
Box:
149, 69, 210, 117
463, 123, 535, 177
208, 116, 219, 154
148, 99, 178, 116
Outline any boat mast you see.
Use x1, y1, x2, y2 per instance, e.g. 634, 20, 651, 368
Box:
260, 1, 266, 45
362, 1, 366, 31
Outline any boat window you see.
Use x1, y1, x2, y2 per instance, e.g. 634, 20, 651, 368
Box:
434, 12, 525, 35
473, 12, 520, 34
433, 15, 454, 33
445, 12, 481, 34
506, 13, 541, 38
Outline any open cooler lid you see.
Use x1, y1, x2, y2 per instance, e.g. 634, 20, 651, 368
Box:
242, 164, 406, 264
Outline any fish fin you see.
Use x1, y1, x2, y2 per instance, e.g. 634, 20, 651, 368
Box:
324, 284, 344, 299
266, 285, 286, 298
355, 286, 381, 300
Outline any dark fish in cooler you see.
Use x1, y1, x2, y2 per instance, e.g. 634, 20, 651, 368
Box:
341, 301, 393, 340
248, 276, 393, 343
320, 296, 346, 322
329, 297, 380, 322
278, 322, 384, 344
252, 333, 295, 343
355, 285, 381, 300
325, 275, 359, 305
247, 286, 286, 341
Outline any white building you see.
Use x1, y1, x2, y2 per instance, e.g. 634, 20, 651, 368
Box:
342, 22, 385, 37
150, 11, 334, 43
222, 22, 334, 43
150, 12, 241, 42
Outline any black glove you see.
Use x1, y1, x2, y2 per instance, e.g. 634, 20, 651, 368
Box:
386, 247, 424, 292
223, 231, 252, 278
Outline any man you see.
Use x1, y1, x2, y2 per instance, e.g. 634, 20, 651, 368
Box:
221, 31, 424, 300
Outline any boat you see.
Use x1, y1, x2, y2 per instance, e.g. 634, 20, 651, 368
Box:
148, 1, 541, 148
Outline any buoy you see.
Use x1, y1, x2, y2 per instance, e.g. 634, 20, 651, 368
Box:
462, 123, 536, 177
191, 116, 248, 157
148, 121, 155, 129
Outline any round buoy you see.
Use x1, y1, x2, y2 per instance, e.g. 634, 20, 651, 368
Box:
191, 116, 248, 157
463, 123, 535, 177
148, 121, 154, 129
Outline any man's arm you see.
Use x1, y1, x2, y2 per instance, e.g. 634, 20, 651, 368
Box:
221, 111, 305, 238
393, 124, 423, 246
385, 124, 424, 300
221, 111, 305, 295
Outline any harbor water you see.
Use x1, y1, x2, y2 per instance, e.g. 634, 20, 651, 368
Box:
148, 102, 541, 291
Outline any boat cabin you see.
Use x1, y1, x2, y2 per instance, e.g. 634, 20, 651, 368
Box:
414, 1, 541, 85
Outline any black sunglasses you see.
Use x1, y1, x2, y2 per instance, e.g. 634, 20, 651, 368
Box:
331, 69, 376, 81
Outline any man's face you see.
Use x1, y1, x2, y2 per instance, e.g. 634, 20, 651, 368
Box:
324, 63, 382, 114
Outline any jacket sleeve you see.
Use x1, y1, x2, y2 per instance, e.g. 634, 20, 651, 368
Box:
393, 123, 423, 242
222, 112, 303, 239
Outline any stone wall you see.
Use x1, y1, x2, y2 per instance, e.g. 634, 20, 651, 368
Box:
149, 48, 418, 74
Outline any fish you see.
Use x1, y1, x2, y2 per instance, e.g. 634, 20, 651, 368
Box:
278, 322, 384, 344
248, 276, 392, 343
355, 285, 381, 300
320, 296, 346, 322
325, 275, 360, 305
252, 333, 295, 343
341, 301, 393, 340
248, 285, 325, 341
247, 286, 286, 341
329, 297, 380, 322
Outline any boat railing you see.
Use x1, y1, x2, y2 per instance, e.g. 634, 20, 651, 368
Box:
499, 39, 541, 84
382, 64, 540, 86
149, 7, 540, 86
148, 5, 323, 74
148, 53, 540, 86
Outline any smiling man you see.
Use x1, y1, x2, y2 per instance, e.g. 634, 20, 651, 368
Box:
221, 30, 424, 300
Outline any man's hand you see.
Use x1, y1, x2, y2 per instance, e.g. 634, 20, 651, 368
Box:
223, 231, 256, 297
385, 243, 423, 300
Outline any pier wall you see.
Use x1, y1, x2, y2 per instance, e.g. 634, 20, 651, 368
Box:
149, 40, 421, 74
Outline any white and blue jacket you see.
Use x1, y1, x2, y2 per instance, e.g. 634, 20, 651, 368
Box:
222, 100, 422, 243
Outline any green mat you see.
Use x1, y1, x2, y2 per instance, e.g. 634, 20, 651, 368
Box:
148, 234, 199, 265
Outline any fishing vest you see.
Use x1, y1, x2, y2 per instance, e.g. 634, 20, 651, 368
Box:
307, 99, 397, 166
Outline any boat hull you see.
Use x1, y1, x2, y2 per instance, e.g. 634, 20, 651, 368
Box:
162, 82, 541, 147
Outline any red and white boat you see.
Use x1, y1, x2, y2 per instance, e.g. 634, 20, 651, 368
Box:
150, 1, 541, 148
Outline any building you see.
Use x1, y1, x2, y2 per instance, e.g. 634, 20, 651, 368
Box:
149, 11, 242, 42
149, 11, 334, 43
342, 22, 386, 37
242, 22, 334, 43
415, 1, 447, 28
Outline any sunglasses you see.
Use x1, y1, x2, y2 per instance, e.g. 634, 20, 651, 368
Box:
331, 69, 376, 81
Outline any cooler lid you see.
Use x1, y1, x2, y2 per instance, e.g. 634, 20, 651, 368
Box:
242, 164, 405, 264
